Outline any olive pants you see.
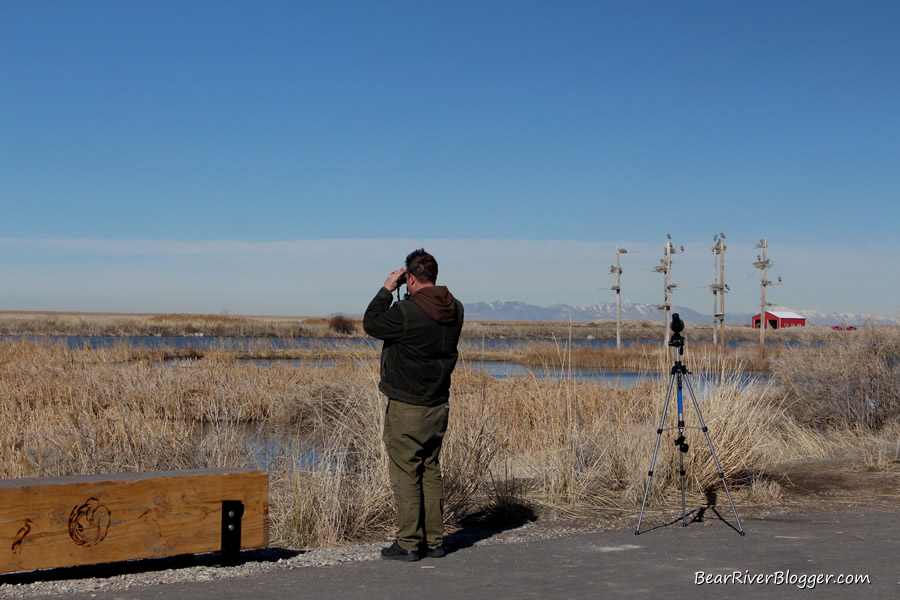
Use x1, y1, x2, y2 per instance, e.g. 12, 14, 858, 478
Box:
382, 399, 449, 552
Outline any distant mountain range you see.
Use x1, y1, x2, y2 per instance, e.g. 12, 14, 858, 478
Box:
464, 300, 891, 327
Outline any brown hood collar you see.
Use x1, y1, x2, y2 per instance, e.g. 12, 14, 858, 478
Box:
410, 286, 458, 324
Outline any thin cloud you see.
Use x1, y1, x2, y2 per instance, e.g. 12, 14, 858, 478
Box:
0, 237, 894, 318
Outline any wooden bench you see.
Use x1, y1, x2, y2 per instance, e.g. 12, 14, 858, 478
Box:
0, 468, 268, 574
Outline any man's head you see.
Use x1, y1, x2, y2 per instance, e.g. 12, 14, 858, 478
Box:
405, 248, 438, 288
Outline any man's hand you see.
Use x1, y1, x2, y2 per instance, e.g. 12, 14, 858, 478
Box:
383, 268, 406, 292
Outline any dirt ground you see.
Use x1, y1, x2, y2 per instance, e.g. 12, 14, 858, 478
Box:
758, 458, 900, 512
484, 457, 900, 540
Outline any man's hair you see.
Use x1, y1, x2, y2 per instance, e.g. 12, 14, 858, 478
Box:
405, 248, 438, 283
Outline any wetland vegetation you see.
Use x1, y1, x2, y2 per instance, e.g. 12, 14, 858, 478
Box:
1, 312, 896, 548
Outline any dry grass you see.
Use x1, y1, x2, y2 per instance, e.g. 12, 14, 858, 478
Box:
1, 332, 897, 549
459, 338, 774, 372
1, 310, 848, 342
447, 367, 782, 511
462, 318, 845, 343
0, 312, 329, 338
771, 326, 900, 429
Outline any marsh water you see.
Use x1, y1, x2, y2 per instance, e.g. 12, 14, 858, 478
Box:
5, 334, 770, 390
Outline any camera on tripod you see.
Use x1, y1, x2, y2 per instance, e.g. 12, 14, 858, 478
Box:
636, 311, 745, 535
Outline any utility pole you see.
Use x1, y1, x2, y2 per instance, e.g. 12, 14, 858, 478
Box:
655, 235, 681, 346
609, 245, 628, 349
712, 236, 720, 346
711, 233, 727, 351
754, 238, 780, 358
719, 233, 726, 351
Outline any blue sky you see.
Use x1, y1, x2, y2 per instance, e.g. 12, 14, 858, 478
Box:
1, 1, 898, 319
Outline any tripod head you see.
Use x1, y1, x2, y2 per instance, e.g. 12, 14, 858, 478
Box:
668, 313, 685, 350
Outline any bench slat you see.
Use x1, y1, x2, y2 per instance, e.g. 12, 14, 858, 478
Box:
0, 469, 268, 573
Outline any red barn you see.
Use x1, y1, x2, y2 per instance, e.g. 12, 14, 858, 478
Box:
752, 310, 806, 329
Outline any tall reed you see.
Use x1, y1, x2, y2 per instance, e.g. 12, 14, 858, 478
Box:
771, 326, 900, 429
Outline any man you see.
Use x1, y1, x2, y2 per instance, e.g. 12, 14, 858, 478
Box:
363, 248, 464, 561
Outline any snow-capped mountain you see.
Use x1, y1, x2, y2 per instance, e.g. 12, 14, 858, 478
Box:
465, 300, 892, 326
768, 306, 893, 327
465, 300, 712, 324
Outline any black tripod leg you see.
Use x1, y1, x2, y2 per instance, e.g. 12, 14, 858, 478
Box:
676, 373, 687, 527
682, 376, 745, 535
635, 373, 676, 534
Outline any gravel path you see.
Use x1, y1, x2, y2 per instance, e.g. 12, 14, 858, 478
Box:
0, 542, 386, 598
4, 462, 895, 600
0, 517, 610, 599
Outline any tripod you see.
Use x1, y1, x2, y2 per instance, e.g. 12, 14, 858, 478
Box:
635, 315, 744, 535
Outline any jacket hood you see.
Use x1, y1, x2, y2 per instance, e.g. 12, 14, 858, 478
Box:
410, 286, 458, 324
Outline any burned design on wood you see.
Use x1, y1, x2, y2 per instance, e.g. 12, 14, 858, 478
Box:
68, 498, 111, 546
11, 518, 34, 554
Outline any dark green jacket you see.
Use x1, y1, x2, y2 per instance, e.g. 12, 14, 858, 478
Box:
363, 286, 464, 406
